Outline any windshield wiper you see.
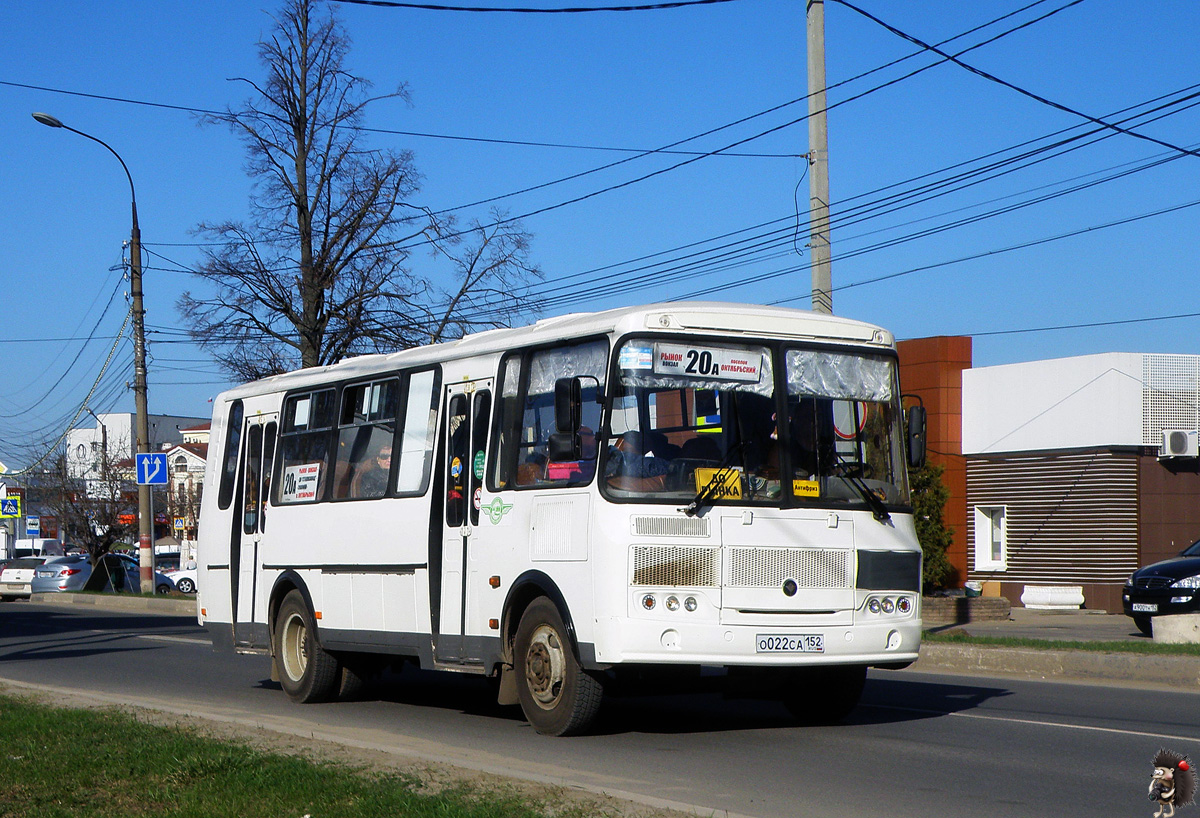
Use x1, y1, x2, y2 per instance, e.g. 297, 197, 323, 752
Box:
683, 440, 747, 517
834, 460, 891, 523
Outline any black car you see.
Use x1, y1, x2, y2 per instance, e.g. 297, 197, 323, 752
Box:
1123, 539, 1200, 635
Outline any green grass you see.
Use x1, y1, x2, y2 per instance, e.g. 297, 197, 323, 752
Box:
0, 695, 566, 818
922, 629, 1200, 656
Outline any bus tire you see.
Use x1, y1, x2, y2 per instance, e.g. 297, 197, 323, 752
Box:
781, 664, 867, 725
274, 590, 339, 703
514, 597, 603, 736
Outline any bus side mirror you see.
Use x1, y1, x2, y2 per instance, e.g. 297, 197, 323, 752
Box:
554, 377, 582, 434
906, 405, 927, 469
548, 431, 581, 461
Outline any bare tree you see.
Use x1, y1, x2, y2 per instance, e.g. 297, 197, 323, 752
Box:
38, 453, 136, 564
179, 0, 540, 381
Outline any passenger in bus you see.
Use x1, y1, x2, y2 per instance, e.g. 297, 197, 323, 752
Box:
352, 444, 392, 498
605, 431, 670, 491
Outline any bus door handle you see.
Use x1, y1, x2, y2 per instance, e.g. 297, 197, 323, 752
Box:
460, 524, 471, 538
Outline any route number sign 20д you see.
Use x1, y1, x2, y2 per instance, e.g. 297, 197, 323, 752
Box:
654, 344, 762, 382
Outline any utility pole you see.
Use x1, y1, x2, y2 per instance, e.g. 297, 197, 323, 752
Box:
807, 0, 833, 314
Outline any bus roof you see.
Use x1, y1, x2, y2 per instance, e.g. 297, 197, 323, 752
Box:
213, 302, 895, 402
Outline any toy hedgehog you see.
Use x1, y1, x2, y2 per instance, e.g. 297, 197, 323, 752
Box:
1150, 748, 1196, 817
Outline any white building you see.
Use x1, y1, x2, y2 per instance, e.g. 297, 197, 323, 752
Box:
65, 412, 210, 483
962, 352, 1200, 611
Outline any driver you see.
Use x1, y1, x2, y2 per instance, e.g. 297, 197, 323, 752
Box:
605, 430, 670, 491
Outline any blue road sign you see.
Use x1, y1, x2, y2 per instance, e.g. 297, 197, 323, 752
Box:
0, 497, 20, 518
136, 452, 169, 486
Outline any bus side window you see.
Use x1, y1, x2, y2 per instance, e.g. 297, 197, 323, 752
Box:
502, 340, 607, 489
396, 369, 440, 495
333, 379, 398, 500
276, 389, 335, 504
490, 355, 523, 491
217, 400, 244, 510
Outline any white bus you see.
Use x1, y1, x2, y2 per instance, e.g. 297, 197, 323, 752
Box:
196, 302, 927, 735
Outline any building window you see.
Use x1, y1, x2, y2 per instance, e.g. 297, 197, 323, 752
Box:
973, 506, 1007, 572
174, 455, 188, 474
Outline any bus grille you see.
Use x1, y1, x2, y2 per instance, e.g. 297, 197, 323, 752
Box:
632, 516, 710, 537
632, 546, 720, 587
727, 547, 851, 589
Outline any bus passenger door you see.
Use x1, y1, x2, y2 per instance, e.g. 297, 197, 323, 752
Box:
435, 379, 492, 664
233, 415, 277, 647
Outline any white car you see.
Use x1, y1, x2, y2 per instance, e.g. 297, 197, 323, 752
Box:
1, 557, 50, 601
170, 568, 197, 595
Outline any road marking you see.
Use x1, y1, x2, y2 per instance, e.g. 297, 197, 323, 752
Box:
869, 703, 1200, 744
136, 634, 209, 645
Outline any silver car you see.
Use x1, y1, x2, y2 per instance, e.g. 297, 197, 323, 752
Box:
0, 557, 50, 601
32, 554, 174, 595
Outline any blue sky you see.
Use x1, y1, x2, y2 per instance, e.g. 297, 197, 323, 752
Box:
2, 0, 1198, 470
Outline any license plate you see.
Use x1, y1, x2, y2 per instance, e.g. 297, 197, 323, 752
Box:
5, 583, 23, 590
1132, 603, 1158, 613
756, 634, 824, 653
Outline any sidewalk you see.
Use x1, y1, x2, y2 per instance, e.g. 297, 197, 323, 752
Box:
915, 607, 1200, 689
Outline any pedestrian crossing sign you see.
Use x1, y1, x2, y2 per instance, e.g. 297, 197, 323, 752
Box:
0, 497, 20, 518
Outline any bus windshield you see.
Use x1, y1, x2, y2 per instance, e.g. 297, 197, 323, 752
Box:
603, 339, 910, 509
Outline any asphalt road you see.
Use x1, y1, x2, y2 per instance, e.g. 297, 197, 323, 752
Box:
1, 600, 1196, 818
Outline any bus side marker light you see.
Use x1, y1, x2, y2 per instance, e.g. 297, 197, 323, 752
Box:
489, 619, 499, 630
314, 611, 322, 620
489, 576, 501, 588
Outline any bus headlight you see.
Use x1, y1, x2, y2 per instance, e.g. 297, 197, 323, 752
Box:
684, 596, 698, 612
665, 596, 680, 612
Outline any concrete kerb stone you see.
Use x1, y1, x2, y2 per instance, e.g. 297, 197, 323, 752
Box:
915, 642, 1200, 688
30, 592, 197, 616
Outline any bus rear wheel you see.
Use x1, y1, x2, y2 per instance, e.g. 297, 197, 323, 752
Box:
514, 598, 603, 736
274, 590, 340, 703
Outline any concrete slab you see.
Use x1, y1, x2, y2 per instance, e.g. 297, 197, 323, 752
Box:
1153, 613, 1200, 644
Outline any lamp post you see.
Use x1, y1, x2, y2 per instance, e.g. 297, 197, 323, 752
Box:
34, 112, 155, 593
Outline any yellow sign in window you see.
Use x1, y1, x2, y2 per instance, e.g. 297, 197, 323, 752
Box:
793, 478, 820, 498
693, 468, 743, 500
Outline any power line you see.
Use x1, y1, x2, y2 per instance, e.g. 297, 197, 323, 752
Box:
831, 0, 1200, 162
330, 0, 738, 11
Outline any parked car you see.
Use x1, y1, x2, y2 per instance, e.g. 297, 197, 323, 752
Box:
170, 568, 197, 595
32, 554, 174, 595
1, 556, 50, 601
1123, 538, 1200, 635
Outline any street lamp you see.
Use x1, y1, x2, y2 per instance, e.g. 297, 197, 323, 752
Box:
33, 112, 156, 593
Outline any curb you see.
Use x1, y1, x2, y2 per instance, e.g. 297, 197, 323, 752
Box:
916, 642, 1200, 688
29, 592, 197, 617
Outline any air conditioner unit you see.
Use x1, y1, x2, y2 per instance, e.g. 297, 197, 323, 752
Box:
1160, 429, 1199, 458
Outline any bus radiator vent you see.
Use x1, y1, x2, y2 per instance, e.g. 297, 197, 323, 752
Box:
632, 546, 720, 587
727, 547, 851, 589
632, 516, 710, 538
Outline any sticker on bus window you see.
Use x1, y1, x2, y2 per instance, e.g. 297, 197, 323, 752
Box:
793, 478, 820, 498
619, 346, 654, 370
654, 344, 762, 383
281, 462, 321, 503
694, 468, 742, 500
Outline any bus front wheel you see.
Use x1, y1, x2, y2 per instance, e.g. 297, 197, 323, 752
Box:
514, 598, 603, 736
274, 590, 340, 703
